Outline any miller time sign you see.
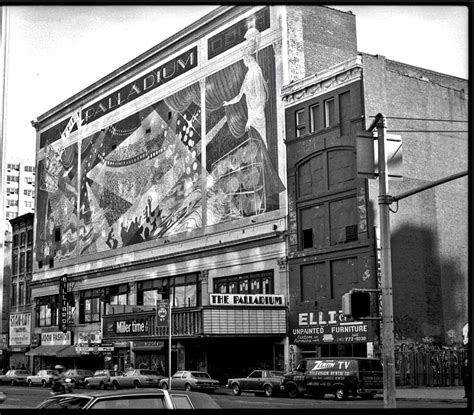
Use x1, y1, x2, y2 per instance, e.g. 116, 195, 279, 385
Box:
210, 294, 285, 306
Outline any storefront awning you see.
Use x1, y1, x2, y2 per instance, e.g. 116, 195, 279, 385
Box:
26, 345, 69, 356
56, 345, 81, 358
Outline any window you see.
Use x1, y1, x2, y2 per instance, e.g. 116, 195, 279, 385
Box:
24, 189, 33, 196
20, 232, 26, 245
19, 252, 25, 274
26, 251, 33, 273
324, 98, 335, 128
109, 284, 129, 306
26, 285, 31, 305
170, 274, 198, 308
295, 109, 306, 137
27, 230, 33, 244
24, 165, 35, 173
137, 274, 200, 309
11, 284, 16, 307
301, 263, 327, 302
7, 199, 18, 206
13, 234, 19, 247
54, 227, 61, 242
19, 282, 24, 305
310, 104, 321, 132
213, 271, 274, 295
25, 201, 34, 208
7, 188, 18, 194
12, 255, 18, 275
79, 289, 101, 323
25, 177, 34, 185
7, 163, 19, 170
38, 301, 56, 332
7, 175, 19, 182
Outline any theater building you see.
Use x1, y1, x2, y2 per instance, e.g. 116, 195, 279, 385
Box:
29, 5, 359, 378
282, 53, 468, 363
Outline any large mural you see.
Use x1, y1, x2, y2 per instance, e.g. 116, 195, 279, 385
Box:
36, 24, 284, 264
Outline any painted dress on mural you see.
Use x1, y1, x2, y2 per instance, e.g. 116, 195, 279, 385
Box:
206, 36, 284, 224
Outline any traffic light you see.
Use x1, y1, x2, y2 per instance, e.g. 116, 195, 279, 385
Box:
342, 290, 371, 319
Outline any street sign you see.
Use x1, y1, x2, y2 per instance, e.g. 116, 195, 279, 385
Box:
356, 132, 403, 179
156, 300, 169, 327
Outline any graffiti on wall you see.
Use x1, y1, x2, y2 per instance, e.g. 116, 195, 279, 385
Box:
36, 25, 284, 263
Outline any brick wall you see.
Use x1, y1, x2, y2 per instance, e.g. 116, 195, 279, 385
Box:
363, 53, 468, 346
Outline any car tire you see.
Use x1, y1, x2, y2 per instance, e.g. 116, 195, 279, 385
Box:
231, 383, 241, 396
263, 385, 273, 397
184, 383, 192, 392
134, 380, 140, 389
99, 382, 106, 390
161, 382, 168, 390
287, 384, 299, 399
85, 381, 90, 389
112, 381, 120, 390
28, 380, 33, 387
334, 386, 347, 401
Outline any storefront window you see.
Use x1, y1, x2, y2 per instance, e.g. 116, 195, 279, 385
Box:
214, 271, 274, 294
137, 279, 168, 306
170, 274, 198, 308
36, 295, 58, 327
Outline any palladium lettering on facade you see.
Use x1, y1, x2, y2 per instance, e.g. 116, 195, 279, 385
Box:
209, 294, 285, 306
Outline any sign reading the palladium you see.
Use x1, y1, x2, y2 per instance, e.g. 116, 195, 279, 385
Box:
209, 294, 285, 306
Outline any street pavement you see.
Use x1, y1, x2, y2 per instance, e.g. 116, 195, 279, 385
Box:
214, 385, 467, 403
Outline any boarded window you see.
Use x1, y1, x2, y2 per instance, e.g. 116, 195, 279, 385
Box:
330, 257, 358, 299
329, 197, 357, 246
301, 263, 327, 302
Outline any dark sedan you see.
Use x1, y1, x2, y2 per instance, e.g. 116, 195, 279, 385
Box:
36, 388, 220, 409
227, 369, 284, 397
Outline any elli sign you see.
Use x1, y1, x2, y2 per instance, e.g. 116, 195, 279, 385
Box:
209, 294, 285, 306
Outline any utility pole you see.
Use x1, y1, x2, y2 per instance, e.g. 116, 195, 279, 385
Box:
369, 113, 397, 408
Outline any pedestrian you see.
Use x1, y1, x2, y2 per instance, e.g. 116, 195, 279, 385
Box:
461, 358, 470, 399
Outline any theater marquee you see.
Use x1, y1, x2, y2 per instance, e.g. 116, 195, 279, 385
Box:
209, 294, 285, 306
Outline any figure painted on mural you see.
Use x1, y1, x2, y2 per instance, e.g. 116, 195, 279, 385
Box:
223, 28, 269, 147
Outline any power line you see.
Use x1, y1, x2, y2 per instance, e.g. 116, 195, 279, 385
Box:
368, 115, 468, 123
389, 130, 468, 133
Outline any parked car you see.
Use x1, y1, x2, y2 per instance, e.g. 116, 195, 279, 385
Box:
160, 371, 220, 393
84, 370, 124, 390
117, 369, 164, 389
227, 370, 284, 397
36, 388, 220, 409
283, 357, 383, 400
0, 369, 31, 386
27, 370, 57, 387
64, 369, 94, 388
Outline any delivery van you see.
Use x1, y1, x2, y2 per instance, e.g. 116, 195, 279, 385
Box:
282, 357, 383, 400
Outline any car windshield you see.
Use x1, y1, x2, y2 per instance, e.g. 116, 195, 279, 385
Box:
139, 370, 160, 376
14, 370, 28, 375
191, 372, 210, 378
37, 396, 92, 409
269, 371, 284, 377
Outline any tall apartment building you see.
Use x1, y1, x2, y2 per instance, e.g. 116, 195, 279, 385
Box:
27, 5, 468, 380
5, 158, 36, 234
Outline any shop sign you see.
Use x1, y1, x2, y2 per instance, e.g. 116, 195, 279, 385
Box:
9, 312, 31, 347
76, 343, 114, 354
289, 309, 369, 344
41, 331, 71, 346
77, 330, 102, 344
209, 294, 285, 306
58, 274, 68, 333
134, 340, 164, 349
103, 316, 150, 337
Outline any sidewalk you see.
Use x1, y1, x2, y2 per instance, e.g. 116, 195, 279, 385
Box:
396, 386, 466, 402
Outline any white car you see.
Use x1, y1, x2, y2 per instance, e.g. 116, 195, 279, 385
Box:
27, 369, 57, 387
160, 371, 220, 393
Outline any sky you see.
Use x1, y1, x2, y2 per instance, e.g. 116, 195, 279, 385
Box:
3, 4, 469, 161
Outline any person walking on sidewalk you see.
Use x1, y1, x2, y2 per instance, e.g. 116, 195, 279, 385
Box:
461, 358, 470, 399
